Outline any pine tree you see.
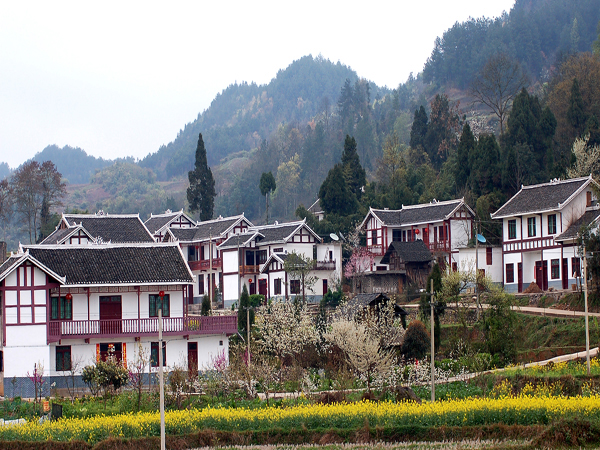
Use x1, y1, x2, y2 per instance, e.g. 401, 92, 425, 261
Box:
341, 135, 366, 199
318, 163, 357, 216
456, 123, 475, 189
259, 171, 276, 224
187, 133, 216, 221
237, 284, 254, 335
409, 106, 428, 150
567, 78, 587, 136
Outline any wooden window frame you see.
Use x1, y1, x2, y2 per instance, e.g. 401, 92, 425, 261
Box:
149, 294, 170, 317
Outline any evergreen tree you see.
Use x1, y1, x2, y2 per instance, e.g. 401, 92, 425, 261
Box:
237, 284, 254, 335
456, 123, 475, 189
470, 134, 501, 196
409, 106, 428, 150
318, 163, 357, 216
567, 78, 587, 136
259, 171, 276, 224
187, 133, 216, 221
341, 135, 366, 199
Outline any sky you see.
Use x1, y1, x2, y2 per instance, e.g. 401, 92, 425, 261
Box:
0, 1, 516, 169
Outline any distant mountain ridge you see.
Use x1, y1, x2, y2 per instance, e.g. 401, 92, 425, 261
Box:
138, 55, 387, 180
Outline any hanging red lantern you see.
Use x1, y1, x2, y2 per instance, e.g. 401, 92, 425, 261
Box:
159, 290, 165, 298
414, 229, 420, 235
248, 278, 253, 283
65, 293, 73, 301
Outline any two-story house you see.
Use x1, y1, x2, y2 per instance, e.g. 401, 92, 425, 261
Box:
491, 175, 599, 292
361, 198, 475, 269
164, 214, 253, 304
218, 219, 342, 306
0, 242, 237, 398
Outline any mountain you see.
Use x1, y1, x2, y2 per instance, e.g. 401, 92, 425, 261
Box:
423, 0, 600, 88
32, 145, 114, 185
139, 55, 387, 180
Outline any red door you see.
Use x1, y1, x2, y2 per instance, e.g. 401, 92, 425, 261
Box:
562, 258, 569, 290
518, 263, 523, 293
188, 342, 198, 377
323, 279, 328, 295
535, 261, 542, 290
100, 296, 122, 334
258, 279, 267, 297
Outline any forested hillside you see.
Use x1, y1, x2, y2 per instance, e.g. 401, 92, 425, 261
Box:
32, 145, 114, 184
423, 0, 600, 88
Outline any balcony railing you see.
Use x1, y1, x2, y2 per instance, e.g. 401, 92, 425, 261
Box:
314, 260, 336, 270
427, 241, 450, 252
47, 315, 238, 343
367, 245, 385, 256
188, 258, 222, 271
239, 264, 261, 274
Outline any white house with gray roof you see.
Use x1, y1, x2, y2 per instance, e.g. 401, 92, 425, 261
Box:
145, 209, 197, 242
217, 220, 342, 307
491, 175, 599, 292
360, 198, 475, 272
0, 242, 236, 398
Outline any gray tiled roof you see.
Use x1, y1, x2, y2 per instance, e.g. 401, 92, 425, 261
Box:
308, 198, 323, 214
25, 244, 193, 285
169, 217, 241, 243
218, 232, 264, 250
380, 240, 434, 264
555, 209, 600, 242
145, 214, 179, 234
368, 199, 467, 227
491, 177, 590, 218
63, 215, 154, 243
251, 223, 303, 245
40, 227, 75, 244
0, 255, 19, 277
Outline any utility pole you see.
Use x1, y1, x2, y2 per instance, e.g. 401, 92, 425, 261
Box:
158, 291, 165, 450
246, 306, 251, 366
430, 278, 435, 403
475, 220, 480, 320
584, 243, 590, 375
209, 230, 213, 312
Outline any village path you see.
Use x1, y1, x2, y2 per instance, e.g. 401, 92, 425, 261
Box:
402, 303, 600, 318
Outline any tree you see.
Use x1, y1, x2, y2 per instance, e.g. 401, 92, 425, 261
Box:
424, 94, 461, 169
259, 172, 276, 225
456, 123, 475, 189
283, 251, 317, 303
470, 53, 528, 135
0, 179, 12, 229
401, 320, 430, 361
187, 133, 216, 221
409, 106, 428, 151
318, 164, 357, 216
341, 135, 366, 199
344, 247, 374, 293
11, 160, 66, 244
128, 343, 150, 411
567, 134, 600, 179
567, 78, 587, 136
237, 285, 254, 335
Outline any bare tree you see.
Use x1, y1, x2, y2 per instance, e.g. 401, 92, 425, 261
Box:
471, 53, 528, 135
11, 160, 66, 243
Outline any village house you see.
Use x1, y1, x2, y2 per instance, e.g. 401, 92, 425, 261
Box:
163, 214, 253, 305
41, 211, 155, 245
218, 219, 342, 307
0, 242, 237, 398
491, 175, 600, 292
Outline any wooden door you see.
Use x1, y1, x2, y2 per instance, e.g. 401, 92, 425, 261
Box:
535, 261, 543, 290
518, 263, 523, 293
99, 296, 122, 334
562, 258, 569, 290
188, 342, 198, 378
322, 279, 328, 295
543, 260, 549, 291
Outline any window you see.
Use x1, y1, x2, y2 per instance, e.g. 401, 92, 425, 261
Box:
402, 230, 406, 242
452, 262, 458, 272
187, 246, 196, 262
587, 191, 592, 207
257, 250, 268, 264
548, 214, 557, 235
99, 343, 122, 362
527, 217, 536, 237
486, 247, 492, 265
151, 342, 166, 367
273, 247, 283, 253
572, 257, 581, 277
438, 226, 444, 242
290, 280, 300, 294
506, 263, 515, 283
407, 230, 412, 241
149, 294, 170, 317
371, 229, 377, 245
393, 229, 401, 241
56, 346, 71, 371
198, 274, 204, 295
551, 259, 560, 279
508, 220, 517, 240
51, 296, 72, 320
274, 278, 282, 295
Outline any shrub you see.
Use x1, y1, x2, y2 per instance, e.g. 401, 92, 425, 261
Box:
401, 320, 430, 360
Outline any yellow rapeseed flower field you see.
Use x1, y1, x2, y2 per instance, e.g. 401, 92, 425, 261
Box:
2, 394, 600, 444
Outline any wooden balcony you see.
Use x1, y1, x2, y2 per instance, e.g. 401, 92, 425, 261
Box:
427, 241, 450, 252
314, 260, 336, 270
47, 315, 238, 343
188, 258, 222, 271
239, 264, 261, 274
